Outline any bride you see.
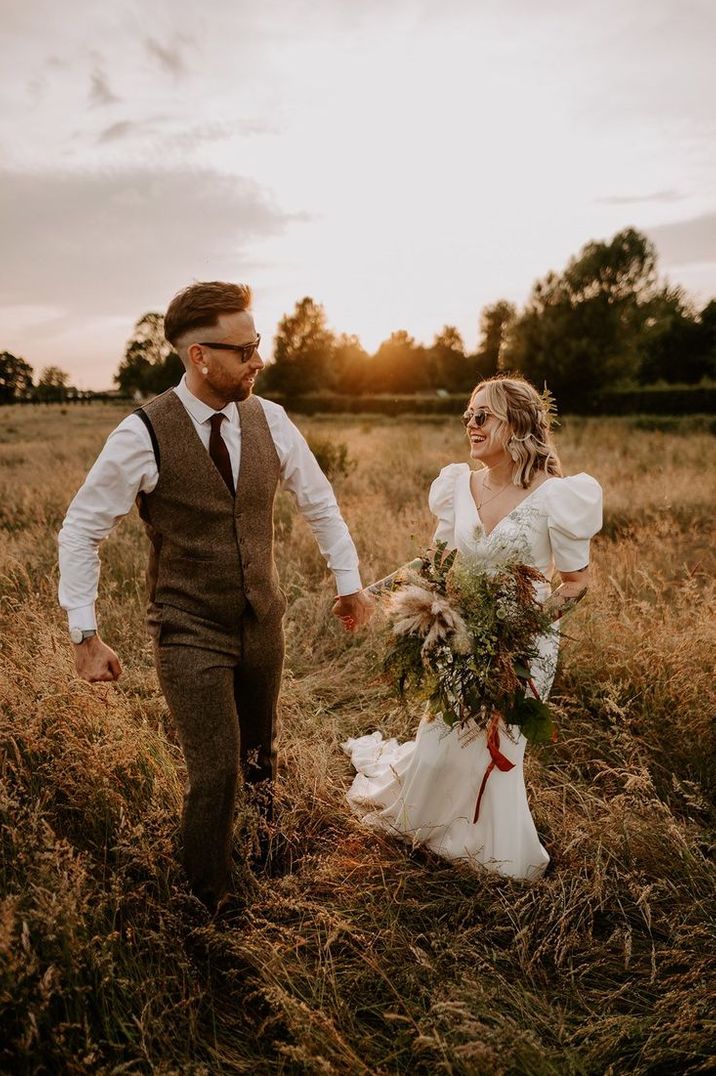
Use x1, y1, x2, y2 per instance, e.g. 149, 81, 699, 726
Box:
342, 375, 602, 880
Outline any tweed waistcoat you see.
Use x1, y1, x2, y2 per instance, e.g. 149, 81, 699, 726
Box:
136, 389, 283, 626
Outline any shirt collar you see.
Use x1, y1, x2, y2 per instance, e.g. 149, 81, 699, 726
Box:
174, 374, 237, 426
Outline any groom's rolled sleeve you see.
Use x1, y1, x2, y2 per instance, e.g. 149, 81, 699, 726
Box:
267, 405, 362, 595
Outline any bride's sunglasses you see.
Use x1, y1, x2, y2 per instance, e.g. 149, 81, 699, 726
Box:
461, 407, 493, 428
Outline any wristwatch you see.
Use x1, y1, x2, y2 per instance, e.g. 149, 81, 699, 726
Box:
69, 628, 97, 645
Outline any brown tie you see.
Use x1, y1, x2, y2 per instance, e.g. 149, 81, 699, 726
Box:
209, 412, 235, 496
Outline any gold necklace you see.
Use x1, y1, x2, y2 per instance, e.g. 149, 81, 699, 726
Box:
474, 472, 511, 510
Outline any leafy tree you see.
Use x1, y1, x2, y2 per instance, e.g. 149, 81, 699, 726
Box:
115, 313, 182, 397
333, 333, 370, 395
475, 301, 517, 380
428, 326, 471, 391
38, 365, 69, 387
700, 299, 716, 345
0, 351, 34, 403
640, 288, 700, 383
370, 330, 430, 393
644, 294, 716, 383
504, 228, 660, 400
562, 227, 657, 303
433, 325, 465, 352
695, 300, 716, 381
267, 297, 336, 395
36, 365, 70, 402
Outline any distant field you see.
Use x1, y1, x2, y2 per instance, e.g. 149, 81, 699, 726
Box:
1, 403, 715, 1074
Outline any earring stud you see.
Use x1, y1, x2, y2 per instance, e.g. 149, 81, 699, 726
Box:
202, 366, 209, 375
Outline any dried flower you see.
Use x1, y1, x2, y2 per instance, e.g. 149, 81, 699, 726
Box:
381, 543, 557, 743
387, 585, 472, 656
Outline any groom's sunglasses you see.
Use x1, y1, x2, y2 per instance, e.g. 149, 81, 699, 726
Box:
198, 334, 261, 363
462, 407, 493, 428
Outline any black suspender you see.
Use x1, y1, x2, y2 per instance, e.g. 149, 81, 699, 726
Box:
134, 407, 161, 470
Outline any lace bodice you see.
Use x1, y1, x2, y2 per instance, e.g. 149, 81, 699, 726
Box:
428, 464, 602, 579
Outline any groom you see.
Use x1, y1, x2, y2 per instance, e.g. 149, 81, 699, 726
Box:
58, 280, 372, 910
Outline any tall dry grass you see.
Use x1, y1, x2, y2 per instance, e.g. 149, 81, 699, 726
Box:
1, 403, 715, 1074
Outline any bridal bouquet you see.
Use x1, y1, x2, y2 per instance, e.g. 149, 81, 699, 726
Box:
372, 543, 557, 746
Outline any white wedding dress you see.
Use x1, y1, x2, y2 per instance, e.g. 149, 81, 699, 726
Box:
343, 465, 603, 881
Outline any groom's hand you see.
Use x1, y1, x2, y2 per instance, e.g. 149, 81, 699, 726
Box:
73, 635, 123, 683
332, 590, 374, 632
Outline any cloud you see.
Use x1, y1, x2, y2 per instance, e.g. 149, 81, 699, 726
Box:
0, 168, 295, 317
145, 37, 187, 77
97, 120, 136, 142
93, 115, 275, 149
89, 68, 120, 106
647, 212, 716, 268
597, 189, 685, 206
159, 119, 279, 151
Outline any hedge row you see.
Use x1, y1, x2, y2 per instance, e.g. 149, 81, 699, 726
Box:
569, 385, 716, 415
9, 385, 716, 416
268, 385, 716, 417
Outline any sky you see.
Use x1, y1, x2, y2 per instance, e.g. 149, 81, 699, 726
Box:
1, 0, 715, 389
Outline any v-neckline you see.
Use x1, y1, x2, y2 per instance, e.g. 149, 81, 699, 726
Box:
467, 470, 557, 538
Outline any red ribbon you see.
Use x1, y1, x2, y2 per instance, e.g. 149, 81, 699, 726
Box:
473, 678, 546, 824
473, 714, 515, 823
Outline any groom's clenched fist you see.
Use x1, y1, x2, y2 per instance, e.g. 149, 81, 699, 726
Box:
332, 590, 375, 632
73, 634, 123, 683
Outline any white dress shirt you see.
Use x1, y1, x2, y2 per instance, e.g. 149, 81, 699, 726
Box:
58, 377, 362, 630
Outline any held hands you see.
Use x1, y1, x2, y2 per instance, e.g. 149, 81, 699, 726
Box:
73, 634, 122, 683
332, 589, 375, 632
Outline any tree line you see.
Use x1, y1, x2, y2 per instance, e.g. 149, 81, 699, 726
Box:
114, 228, 716, 404
0, 359, 80, 404
264, 228, 715, 401
3, 227, 715, 406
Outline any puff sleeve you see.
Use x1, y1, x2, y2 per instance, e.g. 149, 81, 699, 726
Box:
545, 473, 603, 572
428, 463, 469, 549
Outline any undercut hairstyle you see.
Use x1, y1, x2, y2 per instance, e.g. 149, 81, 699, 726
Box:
164, 281, 252, 347
471, 375, 563, 488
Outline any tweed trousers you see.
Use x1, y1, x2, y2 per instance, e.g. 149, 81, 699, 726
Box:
152, 604, 285, 908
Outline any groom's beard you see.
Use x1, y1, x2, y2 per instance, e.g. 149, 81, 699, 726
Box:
228, 384, 253, 402
210, 370, 258, 403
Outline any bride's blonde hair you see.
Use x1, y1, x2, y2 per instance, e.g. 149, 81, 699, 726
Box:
471, 375, 563, 488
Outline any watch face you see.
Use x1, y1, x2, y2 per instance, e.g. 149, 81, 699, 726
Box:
70, 628, 83, 644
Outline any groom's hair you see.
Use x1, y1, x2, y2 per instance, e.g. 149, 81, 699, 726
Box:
164, 281, 252, 347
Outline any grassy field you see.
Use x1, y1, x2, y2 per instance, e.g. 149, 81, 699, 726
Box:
1, 402, 715, 1075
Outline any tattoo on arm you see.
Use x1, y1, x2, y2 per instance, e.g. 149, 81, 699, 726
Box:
545, 581, 589, 621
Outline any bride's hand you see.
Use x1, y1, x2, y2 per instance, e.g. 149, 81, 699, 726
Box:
332, 590, 375, 631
